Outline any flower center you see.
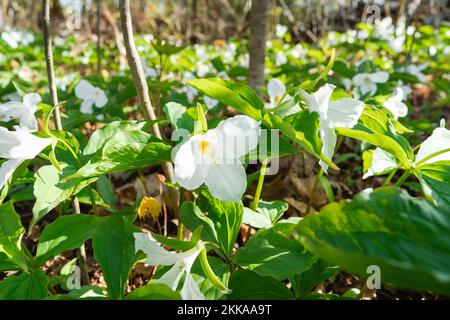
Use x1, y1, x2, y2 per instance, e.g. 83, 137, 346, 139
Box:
199, 140, 210, 154
274, 95, 280, 103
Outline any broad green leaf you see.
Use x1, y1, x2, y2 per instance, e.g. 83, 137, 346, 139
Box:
227, 269, 294, 300
163, 102, 195, 132
291, 109, 322, 155
242, 200, 288, 229
32, 164, 97, 225
180, 201, 219, 246
234, 223, 317, 280
96, 175, 119, 206
37, 209, 140, 299
187, 78, 262, 120
207, 78, 265, 110
125, 283, 181, 300
0, 202, 31, 271
418, 161, 450, 207
293, 187, 450, 295
92, 212, 141, 300
0, 270, 48, 300
263, 113, 338, 170
65, 124, 171, 180
36, 214, 99, 266
337, 127, 411, 168
196, 191, 243, 258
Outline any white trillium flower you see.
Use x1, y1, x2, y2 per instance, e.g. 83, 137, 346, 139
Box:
275, 51, 287, 66
404, 63, 428, 82
265, 78, 287, 109
56, 74, 75, 92
275, 24, 288, 38
300, 84, 365, 173
0, 93, 41, 132
383, 88, 408, 120
353, 71, 389, 96
415, 127, 450, 166
134, 233, 205, 300
203, 96, 219, 110
363, 148, 398, 179
0, 127, 52, 190
173, 115, 261, 202
363, 125, 450, 203
196, 64, 210, 77
74, 80, 108, 114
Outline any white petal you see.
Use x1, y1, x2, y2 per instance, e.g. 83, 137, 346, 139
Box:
80, 99, 94, 114
94, 90, 108, 108
0, 158, 25, 190
360, 80, 377, 96
173, 137, 210, 190
363, 148, 398, 179
23, 93, 41, 108
319, 124, 337, 174
312, 84, 335, 118
299, 89, 320, 114
157, 261, 185, 291
18, 113, 38, 132
0, 127, 20, 158
204, 163, 247, 202
214, 115, 261, 160
370, 71, 389, 83
6, 128, 52, 159
327, 98, 365, 128
415, 127, 450, 165
180, 273, 205, 300
352, 73, 368, 86
268, 78, 286, 99
134, 233, 181, 265
383, 89, 408, 120
74, 80, 96, 100
0, 101, 25, 121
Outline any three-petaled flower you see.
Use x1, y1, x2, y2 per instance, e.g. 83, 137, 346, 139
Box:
0, 126, 52, 190
353, 71, 389, 96
134, 232, 205, 300
300, 84, 365, 173
75, 80, 108, 114
0, 93, 40, 132
383, 87, 408, 120
173, 115, 260, 202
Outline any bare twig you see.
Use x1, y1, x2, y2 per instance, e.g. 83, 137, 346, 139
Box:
42, 0, 62, 131
96, 0, 101, 74
119, 0, 179, 216
42, 0, 89, 286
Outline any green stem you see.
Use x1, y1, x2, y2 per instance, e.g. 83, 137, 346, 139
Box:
177, 222, 184, 240
382, 169, 397, 186
199, 248, 231, 293
251, 159, 269, 211
394, 170, 412, 187
89, 187, 99, 215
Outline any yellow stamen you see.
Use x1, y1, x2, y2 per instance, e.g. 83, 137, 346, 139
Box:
199, 140, 210, 154
138, 196, 162, 220
274, 95, 280, 103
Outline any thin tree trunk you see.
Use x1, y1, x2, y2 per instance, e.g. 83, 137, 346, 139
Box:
42, 0, 62, 131
248, 0, 270, 94
96, 0, 101, 75
42, 0, 90, 286
119, 0, 179, 216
